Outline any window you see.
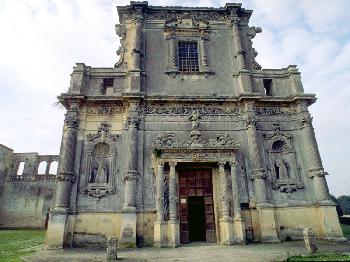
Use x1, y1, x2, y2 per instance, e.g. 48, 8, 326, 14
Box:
17, 162, 25, 176
49, 161, 58, 175
263, 79, 273, 96
38, 161, 47, 174
178, 42, 199, 72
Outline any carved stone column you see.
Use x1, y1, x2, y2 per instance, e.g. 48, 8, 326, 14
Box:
169, 162, 178, 221
131, 17, 142, 70
229, 161, 241, 218
218, 161, 230, 218
154, 160, 165, 247
166, 32, 177, 72
230, 160, 246, 244
231, 17, 246, 70
244, 102, 279, 243
46, 103, 79, 249
218, 161, 233, 245
123, 102, 140, 210
199, 36, 209, 69
54, 106, 79, 210
155, 160, 165, 221
168, 161, 179, 247
297, 103, 330, 203
119, 102, 139, 248
244, 103, 267, 205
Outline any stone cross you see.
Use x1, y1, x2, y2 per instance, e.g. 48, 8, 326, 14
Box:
303, 228, 318, 254
106, 236, 118, 261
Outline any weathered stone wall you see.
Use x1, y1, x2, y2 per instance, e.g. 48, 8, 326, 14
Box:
0, 145, 57, 229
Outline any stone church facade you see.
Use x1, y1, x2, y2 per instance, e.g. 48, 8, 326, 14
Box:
45, 2, 345, 248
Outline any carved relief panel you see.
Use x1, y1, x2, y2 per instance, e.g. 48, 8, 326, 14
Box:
82, 123, 119, 198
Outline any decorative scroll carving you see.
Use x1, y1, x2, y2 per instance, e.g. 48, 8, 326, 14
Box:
86, 105, 125, 115
146, 11, 231, 22
144, 103, 240, 116
154, 132, 239, 149
87, 123, 119, 142
256, 107, 297, 116
65, 114, 79, 129
264, 124, 303, 193
83, 123, 119, 198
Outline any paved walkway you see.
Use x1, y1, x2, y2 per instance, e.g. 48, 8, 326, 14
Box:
23, 241, 350, 262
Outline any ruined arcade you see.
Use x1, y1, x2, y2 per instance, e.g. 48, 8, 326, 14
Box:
44, 1, 345, 248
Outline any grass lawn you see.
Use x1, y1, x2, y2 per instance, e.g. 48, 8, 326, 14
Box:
0, 230, 45, 262
287, 253, 350, 261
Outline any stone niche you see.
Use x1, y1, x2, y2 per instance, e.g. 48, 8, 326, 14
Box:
264, 125, 303, 193
82, 123, 119, 199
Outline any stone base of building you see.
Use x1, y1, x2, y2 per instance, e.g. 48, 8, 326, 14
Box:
44, 205, 345, 249
119, 209, 137, 248
45, 209, 69, 249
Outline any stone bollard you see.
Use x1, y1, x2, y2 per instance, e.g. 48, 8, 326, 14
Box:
303, 228, 318, 254
106, 236, 118, 261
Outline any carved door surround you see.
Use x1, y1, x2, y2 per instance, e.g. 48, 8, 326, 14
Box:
82, 123, 119, 198
153, 131, 240, 244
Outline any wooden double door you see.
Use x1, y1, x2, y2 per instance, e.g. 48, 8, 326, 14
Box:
178, 169, 216, 244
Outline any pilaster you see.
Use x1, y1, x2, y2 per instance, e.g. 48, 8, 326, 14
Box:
218, 161, 234, 245
297, 102, 331, 203
46, 103, 79, 249
230, 161, 246, 244
154, 160, 166, 247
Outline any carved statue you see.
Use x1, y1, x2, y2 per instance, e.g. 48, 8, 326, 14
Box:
89, 142, 111, 184
274, 156, 289, 180
189, 110, 201, 131
95, 159, 109, 183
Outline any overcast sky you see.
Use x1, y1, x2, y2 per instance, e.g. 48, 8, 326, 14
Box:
0, 0, 349, 196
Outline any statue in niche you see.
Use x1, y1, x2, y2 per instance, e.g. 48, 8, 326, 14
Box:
274, 156, 289, 180
90, 159, 109, 184
89, 142, 111, 184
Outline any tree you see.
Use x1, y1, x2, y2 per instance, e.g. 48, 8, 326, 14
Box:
330, 194, 343, 217
337, 195, 350, 215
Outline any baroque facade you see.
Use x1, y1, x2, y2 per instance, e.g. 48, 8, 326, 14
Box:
45, 2, 345, 248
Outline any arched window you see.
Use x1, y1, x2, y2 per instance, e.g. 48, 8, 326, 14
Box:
17, 162, 25, 176
38, 161, 47, 174
49, 161, 58, 175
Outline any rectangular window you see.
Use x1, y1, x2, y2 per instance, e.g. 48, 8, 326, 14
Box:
178, 42, 199, 72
